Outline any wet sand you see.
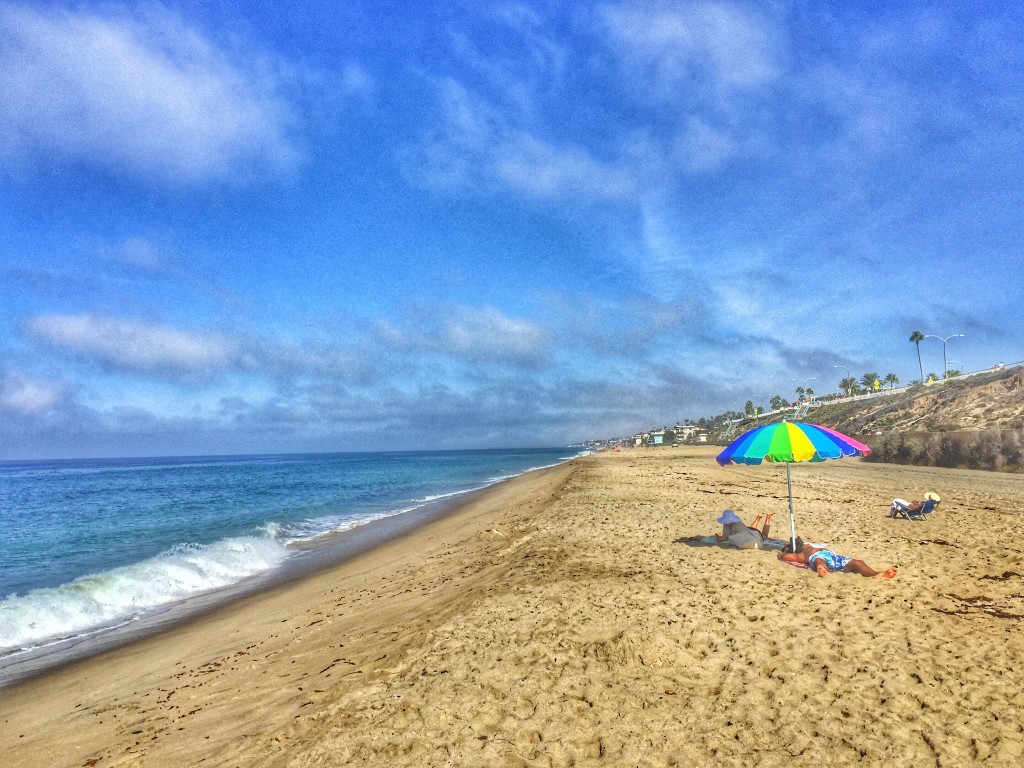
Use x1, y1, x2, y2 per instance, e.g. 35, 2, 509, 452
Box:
3, 448, 1023, 766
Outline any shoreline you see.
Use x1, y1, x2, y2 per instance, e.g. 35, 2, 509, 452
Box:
2, 457, 579, 766
0, 456, 577, 692
0, 452, 581, 688
4, 447, 1023, 766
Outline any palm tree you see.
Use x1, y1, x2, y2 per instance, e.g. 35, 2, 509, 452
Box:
839, 377, 859, 396
883, 373, 899, 389
795, 385, 805, 400
909, 330, 925, 382
861, 372, 881, 392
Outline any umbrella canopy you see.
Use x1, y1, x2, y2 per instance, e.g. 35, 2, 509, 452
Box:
716, 421, 871, 466
715, 421, 871, 548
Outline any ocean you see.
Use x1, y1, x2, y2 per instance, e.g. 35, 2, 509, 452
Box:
0, 447, 579, 675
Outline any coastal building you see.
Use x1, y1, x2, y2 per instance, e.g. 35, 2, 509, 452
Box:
670, 424, 709, 443
673, 424, 701, 441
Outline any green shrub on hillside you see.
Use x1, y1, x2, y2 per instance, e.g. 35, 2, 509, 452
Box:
867, 428, 1024, 472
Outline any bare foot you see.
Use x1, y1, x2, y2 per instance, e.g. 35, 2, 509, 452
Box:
876, 566, 898, 579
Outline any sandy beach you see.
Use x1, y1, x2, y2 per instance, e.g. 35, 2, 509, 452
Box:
3, 447, 1023, 767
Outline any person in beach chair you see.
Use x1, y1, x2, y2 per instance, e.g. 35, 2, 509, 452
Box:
714, 509, 774, 549
889, 492, 940, 520
778, 538, 898, 578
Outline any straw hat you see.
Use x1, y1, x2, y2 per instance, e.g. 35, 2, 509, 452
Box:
717, 509, 742, 525
925, 491, 941, 502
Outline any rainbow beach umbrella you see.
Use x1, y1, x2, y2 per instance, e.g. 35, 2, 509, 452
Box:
716, 421, 872, 549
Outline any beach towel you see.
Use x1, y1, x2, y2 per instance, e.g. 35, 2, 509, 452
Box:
680, 536, 790, 551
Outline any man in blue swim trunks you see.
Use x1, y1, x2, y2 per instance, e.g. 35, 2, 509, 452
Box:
778, 538, 897, 578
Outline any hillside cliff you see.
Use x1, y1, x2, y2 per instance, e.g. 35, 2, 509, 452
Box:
736, 366, 1024, 437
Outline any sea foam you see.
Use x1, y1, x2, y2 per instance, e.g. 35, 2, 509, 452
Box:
0, 536, 288, 655
0, 448, 581, 665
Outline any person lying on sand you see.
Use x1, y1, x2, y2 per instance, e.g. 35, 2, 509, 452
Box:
715, 509, 774, 549
778, 537, 897, 578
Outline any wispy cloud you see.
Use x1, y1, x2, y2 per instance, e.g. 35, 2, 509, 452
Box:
104, 237, 168, 273
0, 368, 62, 415
672, 116, 742, 172
376, 305, 552, 367
595, 1, 787, 174
492, 132, 635, 198
0, 1, 297, 183
339, 63, 375, 98
598, 1, 784, 98
7, 266, 97, 300
409, 2, 791, 196
409, 71, 634, 200
441, 306, 551, 364
25, 314, 237, 374
21, 308, 538, 387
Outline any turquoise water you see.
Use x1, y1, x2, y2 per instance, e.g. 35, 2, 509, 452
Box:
0, 448, 578, 658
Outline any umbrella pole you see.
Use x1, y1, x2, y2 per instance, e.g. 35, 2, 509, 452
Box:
786, 461, 796, 550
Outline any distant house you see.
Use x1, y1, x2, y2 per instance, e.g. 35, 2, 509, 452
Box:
673, 424, 700, 441
653, 429, 670, 445
673, 424, 708, 443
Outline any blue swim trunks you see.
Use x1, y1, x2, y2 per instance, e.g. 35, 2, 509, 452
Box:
807, 550, 852, 572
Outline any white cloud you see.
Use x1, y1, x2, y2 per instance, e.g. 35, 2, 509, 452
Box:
797, 62, 920, 157
107, 237, 167, 272
412, 77, 634, 200
0, 2, 297, 183
595, 1, 787, 174
439, 77, 502, 148
373, 305, 551, 367
494, 132, 636, 199
0, 370, 61, 414
339, 63, 375, 98
672, 116, 740, 172
598, 1, 783, 98
442, 306, 551, 364
25, 314, 236, 373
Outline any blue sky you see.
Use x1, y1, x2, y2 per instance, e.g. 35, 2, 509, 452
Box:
2, 0, 1022, 459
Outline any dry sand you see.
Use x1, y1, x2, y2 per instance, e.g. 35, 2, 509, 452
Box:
3, 447, 1023, 767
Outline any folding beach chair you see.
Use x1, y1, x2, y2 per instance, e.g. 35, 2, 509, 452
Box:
889, 495, 939, 520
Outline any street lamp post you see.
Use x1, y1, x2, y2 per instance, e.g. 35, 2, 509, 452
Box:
924, 333, 965, 379
833, 365, 851, 395
947, 360, 963, 376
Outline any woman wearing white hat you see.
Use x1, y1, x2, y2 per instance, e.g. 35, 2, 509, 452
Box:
714, 509, 774, 549
889, 491, 940, 519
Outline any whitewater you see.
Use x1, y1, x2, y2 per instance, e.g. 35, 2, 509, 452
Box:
0, 448, 578, 665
